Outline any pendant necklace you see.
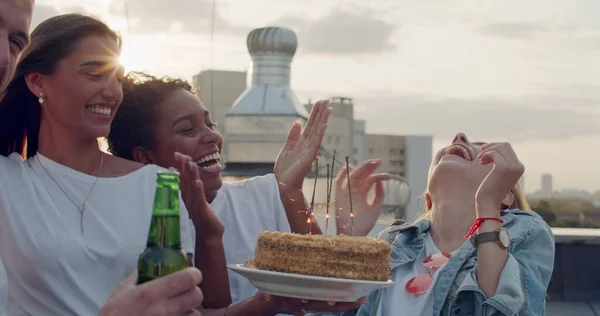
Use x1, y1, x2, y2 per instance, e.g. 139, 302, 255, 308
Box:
37, 153, 104, 235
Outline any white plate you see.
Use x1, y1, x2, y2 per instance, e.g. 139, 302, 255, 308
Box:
227, 264, 394, 302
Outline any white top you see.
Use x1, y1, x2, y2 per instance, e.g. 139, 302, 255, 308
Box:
379, 233, 454, 316
192, 174, 291, 303
0, 153, 194, 316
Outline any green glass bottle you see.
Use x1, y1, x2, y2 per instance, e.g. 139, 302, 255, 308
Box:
137, 171, 189, 285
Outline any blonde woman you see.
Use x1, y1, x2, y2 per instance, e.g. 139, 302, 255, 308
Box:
330, 134, 554, 316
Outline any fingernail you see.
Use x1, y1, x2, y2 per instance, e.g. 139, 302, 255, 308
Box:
188, 162, 195, 170
264, 294, 272, 301
327, 301, 336, 306
301, 299, 309, 303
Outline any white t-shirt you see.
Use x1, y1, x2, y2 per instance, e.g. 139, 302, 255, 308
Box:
191, 174, 291, 303
0, 153, 194, 316
379, 233, 455, 316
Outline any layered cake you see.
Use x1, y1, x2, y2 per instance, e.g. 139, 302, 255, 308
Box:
248, 231, 391, 281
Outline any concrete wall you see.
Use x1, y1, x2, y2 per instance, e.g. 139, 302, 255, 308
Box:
225, 115, 301, 163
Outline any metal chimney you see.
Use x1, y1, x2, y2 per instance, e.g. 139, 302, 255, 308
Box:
224, 27, 309, 176
228, 27, 309, 117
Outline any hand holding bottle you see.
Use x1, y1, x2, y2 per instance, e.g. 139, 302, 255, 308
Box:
99, 268, 203, 316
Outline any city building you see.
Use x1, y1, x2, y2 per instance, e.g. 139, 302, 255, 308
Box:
353, 120, 366, 164
541, 174, 553, 197
363, 133, 432, 223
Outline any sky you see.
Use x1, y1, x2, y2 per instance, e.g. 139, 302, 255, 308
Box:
34, 0, 600, 193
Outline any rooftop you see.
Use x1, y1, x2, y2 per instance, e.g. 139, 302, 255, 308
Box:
547, 228, 600, 315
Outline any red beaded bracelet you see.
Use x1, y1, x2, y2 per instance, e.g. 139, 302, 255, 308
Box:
464, 217, 504, 239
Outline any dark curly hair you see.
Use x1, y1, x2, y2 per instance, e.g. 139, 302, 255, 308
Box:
107, 71, 195, 160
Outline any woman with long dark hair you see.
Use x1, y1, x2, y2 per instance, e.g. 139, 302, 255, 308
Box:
0, 13, 227, 315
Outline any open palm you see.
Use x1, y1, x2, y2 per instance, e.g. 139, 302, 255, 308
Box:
274, 100, 331, 191
334, 159, 390, 236
174, 152, 224, 238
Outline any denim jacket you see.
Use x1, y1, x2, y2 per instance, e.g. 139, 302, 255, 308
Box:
326, 209, 555, 316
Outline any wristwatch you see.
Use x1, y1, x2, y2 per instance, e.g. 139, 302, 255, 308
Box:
470, 228, 511, 249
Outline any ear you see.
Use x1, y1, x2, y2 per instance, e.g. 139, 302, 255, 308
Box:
425, 192, 432, 210
501, 190, 515, 209
24, 72, 46, 98
132, 146, 156, 165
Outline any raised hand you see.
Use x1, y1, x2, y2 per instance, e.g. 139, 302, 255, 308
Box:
274, 100, 331, 191
99, 268, 203, 316
174, 152, 232, 308
174, 152, 224, 239
475, 142, 524, 215
334, 159, 391, 236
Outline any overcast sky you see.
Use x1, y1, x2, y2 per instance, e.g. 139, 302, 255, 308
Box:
35, 0, 600, 193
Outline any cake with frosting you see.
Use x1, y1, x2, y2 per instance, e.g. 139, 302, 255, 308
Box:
248, 231, 391, 281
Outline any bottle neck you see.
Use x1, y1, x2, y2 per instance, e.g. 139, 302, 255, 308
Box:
147, 214, 182, 248
147, 177, 182, 248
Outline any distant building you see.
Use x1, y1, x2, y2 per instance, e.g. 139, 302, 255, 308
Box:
353, 120, 366, 164
541, 174, 553, 197
364, 134, 432, 222
192, 70, 246, 160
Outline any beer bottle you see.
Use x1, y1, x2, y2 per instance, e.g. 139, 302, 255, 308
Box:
137, 170, 189, 284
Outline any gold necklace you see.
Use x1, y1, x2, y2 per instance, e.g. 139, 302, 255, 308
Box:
36, 153, 104, 235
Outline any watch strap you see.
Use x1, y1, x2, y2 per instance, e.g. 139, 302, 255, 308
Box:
470, 231, 499, 247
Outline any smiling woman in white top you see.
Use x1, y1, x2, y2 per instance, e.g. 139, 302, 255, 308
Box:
107, 72, 389, 315
0, 13, 228, 315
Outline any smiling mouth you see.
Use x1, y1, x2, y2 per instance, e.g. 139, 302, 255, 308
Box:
86, 105, 113, 116
442, 144, 473, 161
196, 152, 221, 170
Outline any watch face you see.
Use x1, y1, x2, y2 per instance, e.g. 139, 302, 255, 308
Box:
499, 229, 511, 248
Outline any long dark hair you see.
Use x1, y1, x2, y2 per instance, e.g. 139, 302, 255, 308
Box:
0, 13, 121, 158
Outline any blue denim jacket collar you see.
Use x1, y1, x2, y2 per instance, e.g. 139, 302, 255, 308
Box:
385, 218, 478, 315
329, 209, 554, 316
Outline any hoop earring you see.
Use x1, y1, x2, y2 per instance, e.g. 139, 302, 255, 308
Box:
38, 93, 45, 105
